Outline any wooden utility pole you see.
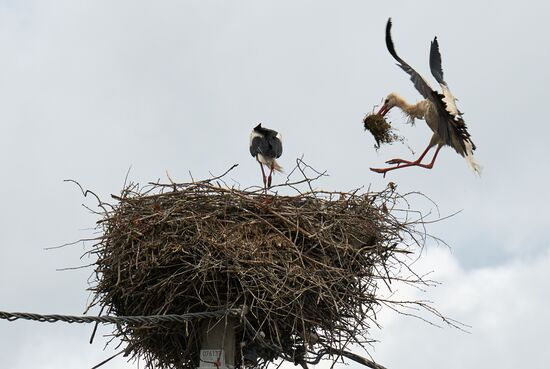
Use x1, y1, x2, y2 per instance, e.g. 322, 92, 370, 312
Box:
198, 317, 237, 369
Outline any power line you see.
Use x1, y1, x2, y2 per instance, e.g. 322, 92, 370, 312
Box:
0, 309, 240, 325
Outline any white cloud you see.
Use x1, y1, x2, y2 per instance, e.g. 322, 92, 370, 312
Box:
369, 247, 550, 369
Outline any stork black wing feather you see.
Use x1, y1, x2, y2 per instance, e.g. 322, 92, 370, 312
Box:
429, 37, 446, 85
385, 18, 434, 101
250, 135, 282, 159
270, 137, 283, 158
250, 137, 270, 157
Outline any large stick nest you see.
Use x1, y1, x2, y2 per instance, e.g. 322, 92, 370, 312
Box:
86, 164, 434, 369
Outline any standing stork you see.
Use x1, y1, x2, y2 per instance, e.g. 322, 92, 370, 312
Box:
370, 18, 481, 176
249, 123, 283, 191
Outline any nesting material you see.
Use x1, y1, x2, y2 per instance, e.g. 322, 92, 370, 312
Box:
88, 177, 426, 369
363, 113, 403, 149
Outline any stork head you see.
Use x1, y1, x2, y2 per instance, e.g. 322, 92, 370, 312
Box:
377, 93, 404, 116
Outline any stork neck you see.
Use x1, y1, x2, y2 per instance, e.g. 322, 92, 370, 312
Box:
394, 97, 428, 120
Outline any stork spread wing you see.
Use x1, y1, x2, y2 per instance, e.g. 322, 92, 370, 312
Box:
385, 19, 435, 101
430, 37, 464, 119
385, 18, 452, 145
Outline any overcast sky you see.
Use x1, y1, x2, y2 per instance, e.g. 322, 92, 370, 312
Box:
1, 1, 549, 368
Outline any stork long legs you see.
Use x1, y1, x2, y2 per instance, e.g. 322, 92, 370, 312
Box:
258, 160, 268, 192
385, 144, 434, 166
370, 144, 443, 177
257, 158, 278, 193
267, 164, 275, 188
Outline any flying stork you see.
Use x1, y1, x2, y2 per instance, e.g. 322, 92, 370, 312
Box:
249, 123, 283, 190
370, 18, 481, 176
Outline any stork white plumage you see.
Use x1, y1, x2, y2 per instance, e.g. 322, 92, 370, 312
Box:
249, 123, 283, 191
370, 18, 481, 176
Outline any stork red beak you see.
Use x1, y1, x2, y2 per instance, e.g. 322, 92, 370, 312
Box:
377, 104, 391, 116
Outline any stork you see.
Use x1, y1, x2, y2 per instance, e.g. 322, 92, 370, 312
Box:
249, 123, 283, 191
370, 18, 481, 176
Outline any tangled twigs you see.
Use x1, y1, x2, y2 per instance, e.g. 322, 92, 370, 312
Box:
79, 160, 451, 369
307, 347, 387, 369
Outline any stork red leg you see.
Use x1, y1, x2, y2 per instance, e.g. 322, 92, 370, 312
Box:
421, 144, 443, 169
370, 145, 442, 176
385, 144, 433, 166
258, 160, 267, 191
267, 164, 276, 188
